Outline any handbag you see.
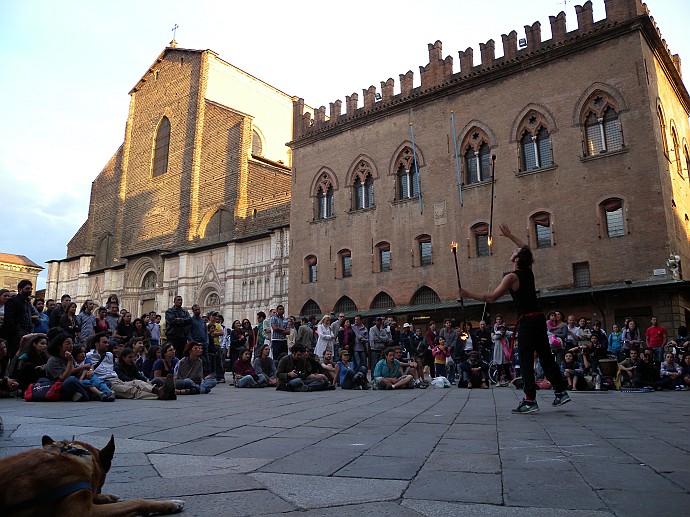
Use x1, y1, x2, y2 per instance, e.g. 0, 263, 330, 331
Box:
24, 378, 62, 402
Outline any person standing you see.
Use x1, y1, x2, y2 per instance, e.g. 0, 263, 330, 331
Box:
459, 224, 570, 413
270, 305, 290, 360
369, 317, 393, 380
148, 311, 161, 349
76, 299, 96, 345
351, 315, 369, 373
645, 316, 668, 363
2, 280, 34, 358
32, 298, 50, 334
165, 295, 192, 358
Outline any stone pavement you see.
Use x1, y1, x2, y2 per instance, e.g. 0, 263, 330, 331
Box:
1, 384, 689, 516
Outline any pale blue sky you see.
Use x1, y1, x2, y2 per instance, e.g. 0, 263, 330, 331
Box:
1, 0, 688, 289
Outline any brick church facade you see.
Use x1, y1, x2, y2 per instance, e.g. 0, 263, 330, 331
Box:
47, 43, 295, 319
288, 0, 690, 331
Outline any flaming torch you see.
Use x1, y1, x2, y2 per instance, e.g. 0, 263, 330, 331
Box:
451, 241, 464, 312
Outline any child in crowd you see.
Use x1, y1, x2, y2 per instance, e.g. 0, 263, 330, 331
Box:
432, 337, 451, 378
560, 351, 585, 390
75, 344, 115, 401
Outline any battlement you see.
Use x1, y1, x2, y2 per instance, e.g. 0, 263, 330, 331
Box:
291, 0, 682, 142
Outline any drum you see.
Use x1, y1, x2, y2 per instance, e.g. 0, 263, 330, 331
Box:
599, 358, 617, 378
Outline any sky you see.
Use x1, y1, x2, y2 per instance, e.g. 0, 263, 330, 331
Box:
1, 0, 688, 290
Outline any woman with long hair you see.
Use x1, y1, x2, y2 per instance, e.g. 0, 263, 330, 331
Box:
241, 318, 255, 352
459, 224, 569, 414
59, 302, 80, 342
13, 333, 49, 391
315, 314, 335, 359
252, 344, 277, 386
228, 319, 246, 369
113, 312, 134, 345
131, 317, 151, 349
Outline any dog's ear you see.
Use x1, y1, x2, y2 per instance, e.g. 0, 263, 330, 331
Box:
99, 435, 116, 473
42, 435, 55, 447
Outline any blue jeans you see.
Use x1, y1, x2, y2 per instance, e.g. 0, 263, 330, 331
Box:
353, 350, 367, 372
81, 376, 113, 394
286, 377, 327, 391
237, 374, 267, 388
341, 366, 368, 389
369, 349, 383, 379
61, 377, 90, 401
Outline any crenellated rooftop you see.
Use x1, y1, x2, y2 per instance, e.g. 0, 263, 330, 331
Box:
290, 0, 685, 145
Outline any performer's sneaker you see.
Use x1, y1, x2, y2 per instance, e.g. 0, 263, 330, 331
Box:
552, 391, 571, 407
512, 399, 539, 414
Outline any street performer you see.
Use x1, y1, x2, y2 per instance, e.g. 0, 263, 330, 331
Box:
459, 224, 570, 413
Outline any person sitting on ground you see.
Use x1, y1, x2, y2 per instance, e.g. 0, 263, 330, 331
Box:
45, 333, 93, 401
459, 350, 489, 389
394, 346, 425, 388
276, 343, 330, 392
617, 348, 640, 387
72, 344, 115, 401
334, 349, 370, 389
660, 351, 685, 390
252, 344, 277, 386
373, 346, 414, 390
142, 345, 160, 380
0, 338, 19, 397
13, 333, 49, 392
176, 341, 217, 394
152, 343, 193, 395
86, 332, 175, 400
233, 347, 267, 388
116, 347, 164, 389
634, 348, 673, 390
680, 353, 690, 388
320, 349, 337, 383
560, 351, 585, 391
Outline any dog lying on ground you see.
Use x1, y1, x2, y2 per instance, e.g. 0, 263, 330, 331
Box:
0, 434, 184, 516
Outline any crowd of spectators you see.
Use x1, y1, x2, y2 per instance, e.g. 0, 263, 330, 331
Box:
1, 280, 689, 400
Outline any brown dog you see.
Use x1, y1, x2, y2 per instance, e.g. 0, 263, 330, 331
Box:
0, 435, 184, 516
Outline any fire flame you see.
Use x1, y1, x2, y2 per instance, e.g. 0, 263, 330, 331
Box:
450, 241, 458, 252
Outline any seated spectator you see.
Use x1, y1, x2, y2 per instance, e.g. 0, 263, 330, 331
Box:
142, 345, 161, 380
233, 347, 267, 388
276, 343, 330, 392
660, 351, 685, 390
560, 351, 585, 391
176, 341, 217, 394
394, 346, 425, 388
128, 337, 147, 371
45, 333, 92, 402
334, 349, 369, 390
116, 347, 163, 389
373, 347, 414, 390
152, 344, 193, 395
13, 333, 49, 392
432, 336, 451, 378
252, 344, 277, 387
587, 333, 609, 374
680, 353, 690, 388
618, 348, 640, 387
634, 348, 673, 390
320, 349, 337, 383
0, 338, 19, 397
459, 350, 489, 389
492, 324, 513, 386
72, 344, 115, 401
86, 332, 175, 400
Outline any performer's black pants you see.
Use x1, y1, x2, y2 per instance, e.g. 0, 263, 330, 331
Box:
518, 313, 567, 400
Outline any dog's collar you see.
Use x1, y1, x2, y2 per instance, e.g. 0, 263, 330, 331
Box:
4, 480, 92, 514
46, 441, 92, 456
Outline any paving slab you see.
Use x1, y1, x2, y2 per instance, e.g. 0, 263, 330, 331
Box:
250, 472, 408, 509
